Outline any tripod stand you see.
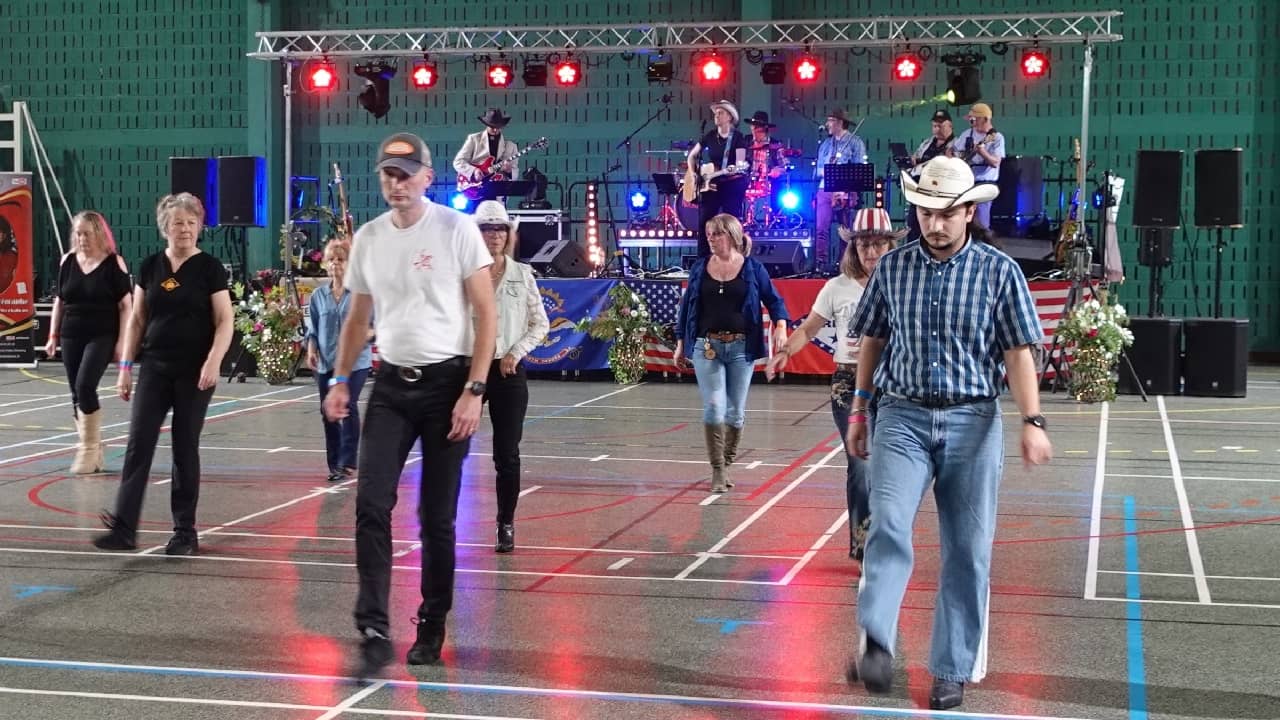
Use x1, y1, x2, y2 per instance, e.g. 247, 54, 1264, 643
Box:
1038, 239, 1148, 402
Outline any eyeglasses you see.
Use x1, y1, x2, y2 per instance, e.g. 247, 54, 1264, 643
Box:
479, 225, 508, 233
855, 239, 892, 249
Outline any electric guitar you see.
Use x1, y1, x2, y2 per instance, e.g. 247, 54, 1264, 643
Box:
960, 129, 997, 162
1053, 138, 1084, 266
456, 137, 548, 198
682, 161, 749, 203
332, 163, 354, 242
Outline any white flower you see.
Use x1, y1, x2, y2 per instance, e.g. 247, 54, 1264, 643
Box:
263, 328, 273, 340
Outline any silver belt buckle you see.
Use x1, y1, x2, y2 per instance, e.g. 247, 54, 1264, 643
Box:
397, 365, 423, 382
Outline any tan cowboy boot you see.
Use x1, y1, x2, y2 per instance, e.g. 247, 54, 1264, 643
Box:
704, 424, 728, 493
80, 410, 105, 474
69, 411, 95, 474
722, 424, 742, 488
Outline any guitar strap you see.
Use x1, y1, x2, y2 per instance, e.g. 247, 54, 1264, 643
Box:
719, 129, 735, 170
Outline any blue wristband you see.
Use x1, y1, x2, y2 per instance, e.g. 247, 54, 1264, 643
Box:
854, 388, 873, 401
328, 375, 348, 387
119, 360, 133, 370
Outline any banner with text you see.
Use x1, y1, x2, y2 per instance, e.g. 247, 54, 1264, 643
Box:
0, 174, 36, 366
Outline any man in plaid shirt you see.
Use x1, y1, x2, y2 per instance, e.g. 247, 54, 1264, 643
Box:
845, 157, 1053, 710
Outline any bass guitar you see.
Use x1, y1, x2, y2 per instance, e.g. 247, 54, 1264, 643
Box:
456, 137, 549, 198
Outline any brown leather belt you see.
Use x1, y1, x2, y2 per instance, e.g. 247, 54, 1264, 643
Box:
704, 331, 746, 342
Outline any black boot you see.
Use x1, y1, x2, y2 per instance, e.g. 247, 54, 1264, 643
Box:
495, 523, 515, 553
929, 679, 965, 709
357, 627, 393, 678
91, 512, 137, 551
406, 618, 446, 665
856, 636, 893, 694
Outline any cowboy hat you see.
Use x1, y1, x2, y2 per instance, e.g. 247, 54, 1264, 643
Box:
900, 156, 999, 210
473, 200, 518, 230
745, 111, 776, 129
709, 100, 739, 124
478, 107, 512, 128
838, 208, 908, 243
827, 108, 852, 128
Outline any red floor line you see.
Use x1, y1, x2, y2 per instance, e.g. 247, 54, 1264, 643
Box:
744, 431, 840, 501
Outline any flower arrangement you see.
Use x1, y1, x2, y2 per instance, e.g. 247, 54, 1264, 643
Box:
1055, 298, 1134, 403
575, 284, 666, 384
281, 205, 347, 276
232, 271, 305, 384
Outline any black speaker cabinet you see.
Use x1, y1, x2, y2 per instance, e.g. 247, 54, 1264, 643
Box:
752, 240, 805, 277
1118, 317, 1182, 396
1136, 228, 1173, 267
216, 156, 267, 227
1132, 150, 1183, 228
1194, 149, 1243, 228
511, 209, 564, 262
529, 239, 590, 278
169, 157, 218, 227
992, 155, 1045, 219
1183, 318, 1248, 397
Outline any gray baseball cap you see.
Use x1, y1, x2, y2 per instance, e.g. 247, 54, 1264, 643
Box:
376, 132, 432, 174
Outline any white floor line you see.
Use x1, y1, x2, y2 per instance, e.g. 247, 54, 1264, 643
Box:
776, 510, 849, 586
1108, 472, 1280, 484
312, 680, 387, 720
1098, 569, 1280, 582
1157, 395, 1212, 604
570, 383, 644, 407
517, 485, 542, 497
606, 557, 634, 570
1091, 595, 1280, 611
1083, 401, 1110, 601
392, 542, 421, 558
0, 393, 62, 407
674, 444, 845, 581
745, 460, 762, 469
698, 494, 721, 506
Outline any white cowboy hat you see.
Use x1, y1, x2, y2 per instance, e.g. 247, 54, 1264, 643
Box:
708, 99, 739, 124
473, 200, 517, 230
900, 156, 999, 210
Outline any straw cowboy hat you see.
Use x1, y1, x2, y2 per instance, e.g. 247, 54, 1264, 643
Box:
838, 208, 908, 243
900, 156, 1000, 210
473, 200, 518, 230
709, 100, 739, 124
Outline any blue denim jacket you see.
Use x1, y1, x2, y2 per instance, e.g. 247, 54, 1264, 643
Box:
305, 284, 373, 374
675, 256, 789, 362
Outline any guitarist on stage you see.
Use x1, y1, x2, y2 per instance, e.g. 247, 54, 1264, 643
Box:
947, 103, 1004, 230
684, 100, 751, 257
453, 108, 520, 199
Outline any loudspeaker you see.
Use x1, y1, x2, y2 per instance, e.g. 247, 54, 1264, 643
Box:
169, 157, 218, 227
216, 156, 267, 227
528, 239, 590, 278
1132, 150, 1183, 228
752, 240, 805, 276
1136, 228, 1173, 267
1118, 317, 1182, 396
1183, 318, 1248, 397
1194, 149, 1243, 228
510, 210, 564, 261
992, 155, 1044, 219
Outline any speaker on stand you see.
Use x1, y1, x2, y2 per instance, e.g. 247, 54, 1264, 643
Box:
1193, 148, 1244, 318
169, 157, 218, 227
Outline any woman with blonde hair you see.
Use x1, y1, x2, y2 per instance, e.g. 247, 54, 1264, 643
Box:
93, 193, 234, 556
674, 213, 789, 493
767, 207, 903, 560
44, 211, 132, 473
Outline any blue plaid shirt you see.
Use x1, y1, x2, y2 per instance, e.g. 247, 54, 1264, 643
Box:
815, 132, 867, 190
849, 238, 1043, 404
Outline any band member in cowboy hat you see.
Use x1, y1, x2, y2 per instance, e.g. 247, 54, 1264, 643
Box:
844, 155, 1050, 710
684, 100, 752, 256
453, 108, 520, 192
745, 111, 786, 181
814, 108, 867, 274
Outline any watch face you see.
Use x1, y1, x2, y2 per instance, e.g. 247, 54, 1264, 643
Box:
469, 381, 487, 395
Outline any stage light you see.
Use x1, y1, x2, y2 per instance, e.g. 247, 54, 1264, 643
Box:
893, 52, 922, 81
760, 59, 786, 85
554, 59, 581, 86
945, 66, 982, 105
450, 193, 470, 211
354, 60, 396, 119
647, 55, 674, 83
586, 183, 603, 268
794, 55, 820, 83
521, 62, 548, 87
303, 59, 338, 93
630, 190, 650, 211
487, 61, 514, 88
409, 61, 438, 89
780, 189, 801, 211
873, 178, 886, 209
1021, 48, 1049, 78
698, 53, 726, 84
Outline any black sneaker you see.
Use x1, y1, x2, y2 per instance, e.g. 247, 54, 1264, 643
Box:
357, 627, 394, 678
495, 523, 515, 553
164, 532, 199, 556
326, 469, 344, 483
857, 636, 894, 694
406, 617, 445, 665
92, 512, 137, 551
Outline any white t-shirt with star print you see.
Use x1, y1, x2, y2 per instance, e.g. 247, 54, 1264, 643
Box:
811, 274, 867, 365
345, 200, 492, 365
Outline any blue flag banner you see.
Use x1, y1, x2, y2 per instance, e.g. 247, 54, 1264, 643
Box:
524, 279, 616, 371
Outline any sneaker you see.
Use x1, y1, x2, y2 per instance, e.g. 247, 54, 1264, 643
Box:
91, 512, 137, 551
406, 617, 445, 665
856, 636, 893, 694
357, 627, 394, 678
164, 532, 199, 556
326, 469, 344, 483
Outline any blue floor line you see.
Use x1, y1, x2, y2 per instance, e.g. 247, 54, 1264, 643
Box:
1123, 496, 1149, 720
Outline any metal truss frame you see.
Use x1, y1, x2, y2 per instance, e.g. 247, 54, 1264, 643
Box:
248, 12, 1122, 60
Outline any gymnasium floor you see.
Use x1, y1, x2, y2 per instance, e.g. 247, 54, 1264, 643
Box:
1, 365, 1278, 719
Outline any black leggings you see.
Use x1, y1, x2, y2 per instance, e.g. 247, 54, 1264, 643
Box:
61, 333, 116, 414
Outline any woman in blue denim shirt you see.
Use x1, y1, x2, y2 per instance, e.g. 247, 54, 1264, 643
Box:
674, 213, 789, 492
306, 239, 374, 482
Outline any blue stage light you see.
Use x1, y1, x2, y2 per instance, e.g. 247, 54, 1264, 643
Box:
450, 193, 470, 211
780, 189, 801, 211
630, 190, 650, 211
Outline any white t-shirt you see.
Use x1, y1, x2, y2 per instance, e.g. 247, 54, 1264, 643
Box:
345, 201, 492, 365
809, 274, 867, 365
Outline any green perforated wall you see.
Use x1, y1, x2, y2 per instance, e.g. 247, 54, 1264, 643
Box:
3, 0, 1278, 349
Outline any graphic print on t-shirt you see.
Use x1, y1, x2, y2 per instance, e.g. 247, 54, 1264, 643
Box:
412, 251, 434, 271
161, 277, 180, 291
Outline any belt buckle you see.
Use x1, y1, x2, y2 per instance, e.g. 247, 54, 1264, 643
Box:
397, 365, 423, 383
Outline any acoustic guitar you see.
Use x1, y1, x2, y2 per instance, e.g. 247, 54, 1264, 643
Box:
681, 161, 749, 203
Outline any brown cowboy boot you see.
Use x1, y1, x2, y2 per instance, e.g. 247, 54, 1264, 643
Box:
704, 424, 728, 493
722, 424, 742, 488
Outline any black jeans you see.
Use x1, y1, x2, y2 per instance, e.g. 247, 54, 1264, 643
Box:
315, 367, 370, 472
697, 181, 748, 256
354, 357, 471, 636
485, 360, 529, 524
111, 361, 214, 536
60, 333, 115, 414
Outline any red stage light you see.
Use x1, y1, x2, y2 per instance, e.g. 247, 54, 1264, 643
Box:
893, 52, 922, 81
410, 62, 438, 89
487, 62, 513, 88
794, 56, 820, 83
304, 60, 338, 92
1021, 49, 1049, 78
699, 56, 725, 83
554, 60, 581, 86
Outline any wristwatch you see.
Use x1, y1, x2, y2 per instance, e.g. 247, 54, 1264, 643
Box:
1023, 415, 1048, 430
467, 381, 487, 396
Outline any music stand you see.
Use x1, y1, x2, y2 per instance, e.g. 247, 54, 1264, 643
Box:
479, 180, 534, 201
889, 143, 914, 172
824, 163, 877, 193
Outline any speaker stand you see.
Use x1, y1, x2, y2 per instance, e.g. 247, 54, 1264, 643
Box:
1146, 262, 1164, 318
1212, 227, 1227, 319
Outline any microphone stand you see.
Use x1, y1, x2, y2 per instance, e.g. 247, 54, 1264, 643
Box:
616, 95, 673, 225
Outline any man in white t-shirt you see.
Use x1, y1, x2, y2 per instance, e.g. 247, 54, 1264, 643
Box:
765, 208, 903, 560
323, 132, 497, 678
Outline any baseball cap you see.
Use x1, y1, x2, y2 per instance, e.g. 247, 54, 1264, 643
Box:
376, 132, 432, 174
966, 103, 993, 119
931, 109, 952, 123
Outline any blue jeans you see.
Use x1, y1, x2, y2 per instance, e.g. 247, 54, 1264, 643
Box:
316, 368, 370, 471
857, 394, 1003, 683
829, 369, 874, 543
689, 337, 753, 428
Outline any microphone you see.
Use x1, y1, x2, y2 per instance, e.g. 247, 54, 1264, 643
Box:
607, 163, 622, 173
660, 93, 673, 103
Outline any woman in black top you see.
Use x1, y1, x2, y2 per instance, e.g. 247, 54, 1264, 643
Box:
93, 193, 234, 556
44, 211, 132, 474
